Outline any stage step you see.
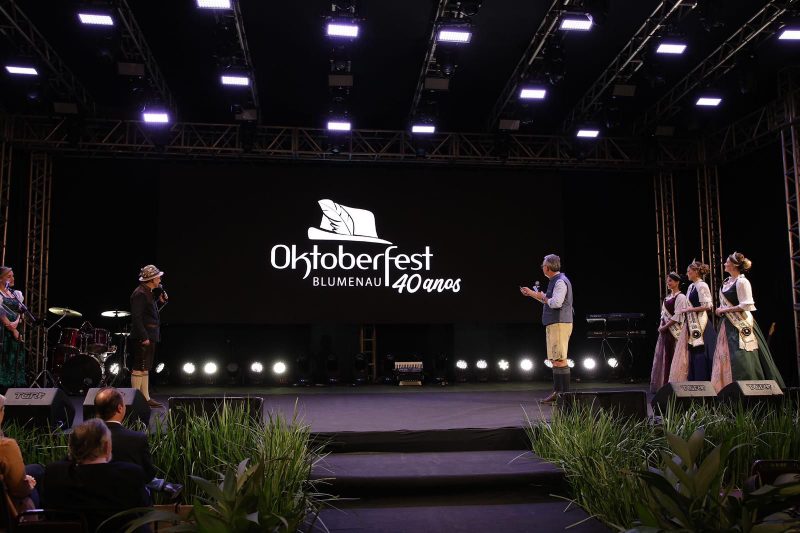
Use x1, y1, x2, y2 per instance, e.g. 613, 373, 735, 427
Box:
312, 426, 530, 453
311, 450, 565, 497
313, 492, 610, 532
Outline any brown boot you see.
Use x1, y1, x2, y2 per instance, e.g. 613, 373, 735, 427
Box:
539, 391, 558, 404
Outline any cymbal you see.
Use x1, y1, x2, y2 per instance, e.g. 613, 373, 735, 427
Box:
101, 310, 130, 318
48, 307, 82, 317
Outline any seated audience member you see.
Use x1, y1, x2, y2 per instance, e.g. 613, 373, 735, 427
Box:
0, 394, 37, 513
93, 388, 156, 481
41, 418, 150, 532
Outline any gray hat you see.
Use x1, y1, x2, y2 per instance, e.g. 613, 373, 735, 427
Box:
139, 264, 164, 282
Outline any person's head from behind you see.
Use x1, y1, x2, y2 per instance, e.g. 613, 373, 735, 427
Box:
541, 254, 561, 278
94, 387, 125, 422
69, 419, 112, 465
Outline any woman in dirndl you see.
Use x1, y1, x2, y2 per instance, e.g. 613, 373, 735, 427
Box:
650, 272, 687, 393
710, 252, 785, 392
669, 261, 717, 382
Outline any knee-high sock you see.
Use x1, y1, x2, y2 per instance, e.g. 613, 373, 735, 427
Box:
139, 373, 150, 401
553, 366, 570, 393
131, 373, 147, 399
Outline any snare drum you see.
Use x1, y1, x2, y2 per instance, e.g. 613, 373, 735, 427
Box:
87, 328, 111, 355
60, 354, 103, 395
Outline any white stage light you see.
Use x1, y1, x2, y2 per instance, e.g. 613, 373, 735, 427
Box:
559, 13, 593, 31
779, 29, 800, 40
519, 88, 546, 100
543, 359, 553, 369
656, 43, 686, 54
567, 359, 575, 368
182, 362, 196, 375
607, 357, 619, 368
272, 362, 287, 375
520, 358, 534, 371
695, 97, 722, 107
582, 357, 597, 370
412, 124, 436, 134
197, 0, 231, 8
576, 129, 600, 138
78, 13, 114, 26
438, 29, 472, 43
221, 75, 249, 86
327, 23, 359, 38
250, 362, 264, 373
5, 66, 38, 76
327, 121, 351, 131
456, 359, 468, 370
476, 359, 488, 370
203, 362, 218, 375
155, 362, 166, 373
109, 363, 120, 375
142, 112, 169, 123
498, 359, 510, 371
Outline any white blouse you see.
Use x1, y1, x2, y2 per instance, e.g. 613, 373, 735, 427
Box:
721, 274, 756, 312
661, 292, 688, 323
688, 281, 712, 308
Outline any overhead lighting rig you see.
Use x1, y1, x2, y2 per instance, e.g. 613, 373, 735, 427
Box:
325, 2, 361, 139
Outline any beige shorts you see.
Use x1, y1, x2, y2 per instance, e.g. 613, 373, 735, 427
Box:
545, 322, 573, 361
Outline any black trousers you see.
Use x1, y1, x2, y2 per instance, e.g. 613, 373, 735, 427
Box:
130, 341, 156, 372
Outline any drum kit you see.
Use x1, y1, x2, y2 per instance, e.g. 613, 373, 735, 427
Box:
35, 306, 132, 395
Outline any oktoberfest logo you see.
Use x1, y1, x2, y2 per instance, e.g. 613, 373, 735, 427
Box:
741, 326, 752, 337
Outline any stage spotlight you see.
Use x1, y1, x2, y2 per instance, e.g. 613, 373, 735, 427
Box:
576, 129, 600, 138
248, 361, 265, 385
5, 65, 38, 76
520, 358, 534, 372
476, 359, 488, 370
180, 362, 196, 385
544, 359, 553, 369
559, 12, 593, 31
109, 362, 120, 375
582, 357, 597, 370
455, 359, 469, 383
226, 362, 240, 385
250, 362, 263, 374
437, 27, 472, 43
154, 361, 170, 385
327, 22, 359, 38
475, 359, 489, 382
183, 362, 196, 375
778, 27, 800, 40
519, 87, 547, 100
78, 13, 114, 26
221, 75, 250, 86
695, 96, 722, 107
327, 120, 351, 131
656, 42, 687, 55
196, 0, 231, 8
155, 362, 165, 374
273, 362, 287, 375
497, 359, 510, 382
142, 111, 169, 124
203, 362, 218, 375
411, 124, 436, 134
567, 359, 575, 368
272, 361, 289, 385
607, 357, 619, 368
498, 359, 510, 371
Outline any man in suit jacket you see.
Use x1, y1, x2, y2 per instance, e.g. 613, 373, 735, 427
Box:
41, 418, 150, 532
130, 264, 167, 408
94, 387, 156, 480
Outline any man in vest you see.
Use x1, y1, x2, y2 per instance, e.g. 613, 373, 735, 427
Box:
520, 254, 574, 403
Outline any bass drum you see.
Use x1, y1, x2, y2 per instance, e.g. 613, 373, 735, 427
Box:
60, 354, 103, 395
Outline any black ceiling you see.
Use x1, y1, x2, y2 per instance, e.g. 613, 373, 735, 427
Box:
1, 0, 797, 137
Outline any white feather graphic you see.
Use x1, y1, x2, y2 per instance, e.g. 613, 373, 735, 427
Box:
319, 199, 354, 236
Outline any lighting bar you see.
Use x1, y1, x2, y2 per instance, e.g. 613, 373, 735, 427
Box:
412, 124, 436, 134
142, 112, 170, 123
778, 28, 800, 40
437, 29, 472, 43
656, 43, 687, 54
576, 129, 600, 138
695, 97, 722, 107
78, 13, 114, 26
559, 13, 593, 31
327, 23, 359, 38
519, 88, 546, 100
196, 0, 231, 8
5, 66, 38, 76
221, 75, 250, 86
327, 121, 351, 131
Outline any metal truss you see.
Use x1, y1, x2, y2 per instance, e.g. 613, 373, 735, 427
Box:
23, 152, 52, 375
654, 171, 678, 304
635, 0, 793, 135
408, 0, 451, 120
704, 69, 800, 163
0, 0, 93, 110
563, 0, 695, 132
486, 0, 562, 130
779, 70, 800, 385
0, 142, 11, 265
228, 0, 259, 120
0, 115, 700, 169
115, 0, 176, 115
696, 147, 723, 298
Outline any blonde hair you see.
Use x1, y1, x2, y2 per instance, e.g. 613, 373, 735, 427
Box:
728, 252, 752, 273
688, 260, 710, 279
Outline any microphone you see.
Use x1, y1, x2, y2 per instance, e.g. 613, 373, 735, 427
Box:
533, 281, 540, 292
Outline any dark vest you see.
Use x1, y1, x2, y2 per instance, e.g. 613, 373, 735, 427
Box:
542, 273, 573, 326
722, 278, 739, 305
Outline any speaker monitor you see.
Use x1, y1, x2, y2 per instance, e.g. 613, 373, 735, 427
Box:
4, 388, 76, 429
167, 396, 263, 424
718, 380, 784, 408
652, 381, 717, 413
558, 390, 649, 420
82, 388, 151, 427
